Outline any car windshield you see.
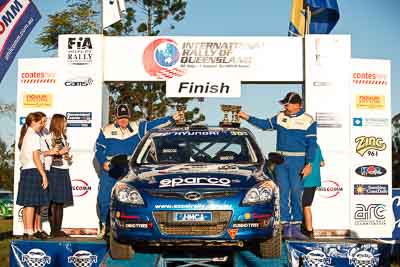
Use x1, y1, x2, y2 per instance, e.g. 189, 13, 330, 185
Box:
135, 131, 260, 165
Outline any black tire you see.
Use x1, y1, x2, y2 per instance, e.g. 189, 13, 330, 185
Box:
109, 229, 134, 260
257, 227, 282, 258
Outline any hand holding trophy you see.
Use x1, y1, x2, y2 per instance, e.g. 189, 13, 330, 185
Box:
219, 104, 242, 127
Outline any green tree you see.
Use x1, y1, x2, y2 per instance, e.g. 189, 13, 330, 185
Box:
0, 140, 14, 191
36, 0, 204, 122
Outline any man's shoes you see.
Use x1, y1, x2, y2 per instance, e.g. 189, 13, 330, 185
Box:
282, 224, 292, 239
96, 222, 106, 240
33, 231, 49, 240
291, 224, 309, 240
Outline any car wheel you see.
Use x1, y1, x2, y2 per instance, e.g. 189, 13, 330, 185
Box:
109, 228, 134, 260
257, 226, 282, 258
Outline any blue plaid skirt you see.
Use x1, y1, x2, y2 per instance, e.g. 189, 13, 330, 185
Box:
48, 167, 74, 206
16, 169, 49, 207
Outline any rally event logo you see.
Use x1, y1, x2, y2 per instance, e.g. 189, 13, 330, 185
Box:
356, 95, 385, 110
67, 37, 93, 66
23, 93, 52, 108
355, 136, 386, 157
303, 249, 332, 266
20, 72, 56, 84
317, 180, 343, 198
355, 165, 386, 178
354, 184, 389, 195
143, 38, 185, 79
68, 250, 97, 267
72, 179, 92, 197
22, 249, 51, 267
353, 72, 388, 85
347, 247, 379, 267
354, 203, 386, 225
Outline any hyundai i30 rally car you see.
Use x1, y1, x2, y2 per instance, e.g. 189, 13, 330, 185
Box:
109, 126, 281, 259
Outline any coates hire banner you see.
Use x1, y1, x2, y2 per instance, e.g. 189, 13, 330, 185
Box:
0, 0, 41, 82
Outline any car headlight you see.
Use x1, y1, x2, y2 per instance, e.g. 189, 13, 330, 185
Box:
242, 181, 274, 205
113, 182, 144, 205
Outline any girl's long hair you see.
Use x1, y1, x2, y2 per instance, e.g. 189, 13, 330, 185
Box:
18, 112, 43, 150
49, 114, 67, 139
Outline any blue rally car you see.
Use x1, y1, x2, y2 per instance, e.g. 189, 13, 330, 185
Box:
109, 125, 281, 259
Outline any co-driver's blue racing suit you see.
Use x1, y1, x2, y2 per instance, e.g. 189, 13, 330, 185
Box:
95, 117, 174, 224
246, 109, 317, 224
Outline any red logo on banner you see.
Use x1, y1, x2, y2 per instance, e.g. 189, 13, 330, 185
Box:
72, 179, 92, 197
228, 228, 238, 240
352, 72, 387, 85
142, 38, 186, 79
317, 180, 343, 198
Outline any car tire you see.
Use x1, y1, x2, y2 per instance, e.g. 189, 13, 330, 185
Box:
109, 229, 134, 260
257, 227, 282, 258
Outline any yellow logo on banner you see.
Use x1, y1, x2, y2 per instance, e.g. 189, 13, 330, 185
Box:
356, 95, 385, 110
23, 93, 53, 108
355, 136, 387, 156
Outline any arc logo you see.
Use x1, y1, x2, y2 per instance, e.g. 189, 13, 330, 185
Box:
72, 179, 92, 197
0, 0, 23, 36
355, 136, 386, 156
355, 165, 386, 177
354, 203, 386, 225
143, 38, 186, 79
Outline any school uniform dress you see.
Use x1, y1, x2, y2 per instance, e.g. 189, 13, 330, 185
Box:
16, 127, 49, 207
48, 135, 74, 206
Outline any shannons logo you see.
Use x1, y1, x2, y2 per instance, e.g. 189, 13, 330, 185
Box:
348, 250, 377, 267
317, 180, 343, 198
22, 249, 51, 267
0, 0, 24, 36
67, 37, 93, 65
354, 203, 386, 225
303, 249, 331, 266
355, 165, 386, 178
355, 136, 386, 156
68, 250, 97, 267
143, 38, 186, 79
65, 77, 94, 87
20, 72, 56, 84
353, 72, 387, 85
159, 177, 231, 188
72, 179, 92, 197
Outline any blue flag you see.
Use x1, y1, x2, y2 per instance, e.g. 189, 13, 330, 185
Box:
289, 0, 340, 37
0, 0, 41, 83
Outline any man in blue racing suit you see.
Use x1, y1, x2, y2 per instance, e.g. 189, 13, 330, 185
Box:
239, 92, 316, 239
95, 104, 179, 239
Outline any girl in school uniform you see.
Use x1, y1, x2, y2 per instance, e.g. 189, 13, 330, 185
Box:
48, 114, 74, 237
17, 112, 51, 239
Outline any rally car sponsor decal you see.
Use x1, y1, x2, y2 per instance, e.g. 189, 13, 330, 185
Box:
159, 177, 231, 188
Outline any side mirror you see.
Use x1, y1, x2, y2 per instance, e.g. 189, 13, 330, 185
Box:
108, 154, 129, 179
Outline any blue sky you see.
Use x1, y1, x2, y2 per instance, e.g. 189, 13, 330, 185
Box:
0, 0, 399, 151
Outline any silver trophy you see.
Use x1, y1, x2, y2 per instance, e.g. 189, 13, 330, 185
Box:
220, 104, 241, 127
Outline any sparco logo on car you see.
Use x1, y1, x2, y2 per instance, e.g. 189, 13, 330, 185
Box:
159, 177, 231, 188
354, 203, 386, 225
355, 136, 386, 156
67, 37, 93, 65
68, 250, 97, 267
355, 165, 386, 177
22, 249, 51, 267
72, 179, 92, 197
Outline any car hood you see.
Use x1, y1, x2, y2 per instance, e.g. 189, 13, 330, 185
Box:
122, 163, 268, 190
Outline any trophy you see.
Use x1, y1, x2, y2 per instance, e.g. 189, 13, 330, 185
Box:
219, 105, 241, 127
175, 104, 186, 126
51, 136, 64, 167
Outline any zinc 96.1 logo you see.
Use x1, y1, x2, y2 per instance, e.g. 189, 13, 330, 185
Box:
142, 38, 185, 79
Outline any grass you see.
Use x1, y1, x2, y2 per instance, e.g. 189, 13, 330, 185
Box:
0, 218, 12, 266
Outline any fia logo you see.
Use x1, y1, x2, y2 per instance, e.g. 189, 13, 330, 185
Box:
68, 37, 93, 50
355, 136, 386, 156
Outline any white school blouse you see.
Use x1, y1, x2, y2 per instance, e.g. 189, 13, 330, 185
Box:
39, 128, 53, 171
20, 127, 42, 170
